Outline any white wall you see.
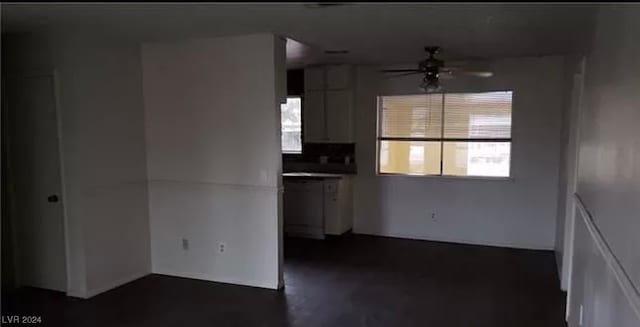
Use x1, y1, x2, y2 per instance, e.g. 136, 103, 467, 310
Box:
61, 35, 151, 298
567, 6, 640, 326
3, 30, 152, 298
353, 56, 566, 250
569, 199, 639, 327
142, 34, 286, 289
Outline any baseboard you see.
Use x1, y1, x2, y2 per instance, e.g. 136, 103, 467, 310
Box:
575, 194, 640, 320
78, 271, 150, 299
353, 229, 555, 251
152, 267, 279, 290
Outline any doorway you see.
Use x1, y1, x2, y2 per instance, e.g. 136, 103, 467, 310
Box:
3, 74, 67, 292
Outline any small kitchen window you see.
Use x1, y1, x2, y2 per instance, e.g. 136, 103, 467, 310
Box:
377, 91, 513, 178
281, 96, 302, 154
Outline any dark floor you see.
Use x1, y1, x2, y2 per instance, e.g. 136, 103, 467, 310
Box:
2, 234, 566, 327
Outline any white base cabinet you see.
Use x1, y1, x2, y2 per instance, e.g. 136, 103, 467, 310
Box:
283, 179, 325, 239
283, 176, 353, 239
322, 178, 353, 235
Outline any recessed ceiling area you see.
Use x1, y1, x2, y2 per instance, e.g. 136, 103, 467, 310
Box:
2, 3, 597, 67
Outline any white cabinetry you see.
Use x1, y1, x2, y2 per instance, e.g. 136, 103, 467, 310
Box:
326, 65, 351, 89
283, 176, 353, 239
303, 90, 326, 142
325, 90, 353, 143
303, 65, 355, 143
304, 66, 325, 90
323, 177, 353, 235
283, 180, 325, 239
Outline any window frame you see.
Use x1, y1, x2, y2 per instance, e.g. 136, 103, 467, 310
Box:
375, 91, 514, 180
281, 95, 304, 155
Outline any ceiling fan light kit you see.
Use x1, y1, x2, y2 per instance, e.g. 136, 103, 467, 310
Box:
420, 78, 442, 93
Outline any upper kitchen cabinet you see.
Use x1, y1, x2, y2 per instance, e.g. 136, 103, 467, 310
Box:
325, 65, 352, 90
303, 90, 326, 142
304, 66, 325, 91
304, 65, 353, 91
325, 90, 353, 143
303, 65, 355, 143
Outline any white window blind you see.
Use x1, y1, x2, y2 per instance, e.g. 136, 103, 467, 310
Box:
377, 91, 513, 177
380, 94, 443, 139
443, 92, 512, 140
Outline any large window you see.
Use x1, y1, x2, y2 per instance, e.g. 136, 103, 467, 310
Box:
377, 91, 512, 177
281, 96, 302, 153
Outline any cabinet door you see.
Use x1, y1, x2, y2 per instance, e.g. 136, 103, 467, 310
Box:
326, 65, 351, 90
338, 177, 354, 232
284, 180, 325, 239
283, 181, 304, 226
325, 90, 353, 143
304, 67, 325, 91
323, 180, 341, 235
284, 181, 324, 227
303, 90, 327, 142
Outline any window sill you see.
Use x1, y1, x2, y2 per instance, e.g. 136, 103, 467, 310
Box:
376, 172, 514, 182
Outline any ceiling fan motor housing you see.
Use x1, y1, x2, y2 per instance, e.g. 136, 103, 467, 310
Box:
382, 45, 492, 92
419, 46, 444, 81
419, 58, 443, 81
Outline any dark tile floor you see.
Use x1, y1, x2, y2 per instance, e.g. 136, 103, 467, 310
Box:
2, 234, 567, 326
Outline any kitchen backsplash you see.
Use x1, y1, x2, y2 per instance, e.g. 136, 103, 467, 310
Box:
283, 143, 356, 174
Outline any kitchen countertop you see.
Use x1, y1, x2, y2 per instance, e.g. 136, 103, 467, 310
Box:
283, 162, 357, 175
282, 172, 348, 179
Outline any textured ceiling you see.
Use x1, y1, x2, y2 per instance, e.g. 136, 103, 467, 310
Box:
2, 3, 598, 66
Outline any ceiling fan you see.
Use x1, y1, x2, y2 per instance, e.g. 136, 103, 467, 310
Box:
381, 46, 494, 92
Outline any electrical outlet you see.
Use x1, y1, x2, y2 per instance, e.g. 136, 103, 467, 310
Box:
182, 238, 189, 251
431, 213, 436, 220
579, 304, 584, 326
218, 242, 226, 253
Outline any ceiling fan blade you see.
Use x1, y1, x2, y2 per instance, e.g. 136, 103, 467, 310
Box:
382, 71, 424, 79
441, 68, 494, 78
381, 69, 422, 73
442, 60, 477, 67
457, 71, 494, 78
439, 71, 455, 80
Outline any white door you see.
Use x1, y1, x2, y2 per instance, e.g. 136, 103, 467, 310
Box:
6, 75, 67, 292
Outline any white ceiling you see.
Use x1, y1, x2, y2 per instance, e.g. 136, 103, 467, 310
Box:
2, 3, 597, 67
